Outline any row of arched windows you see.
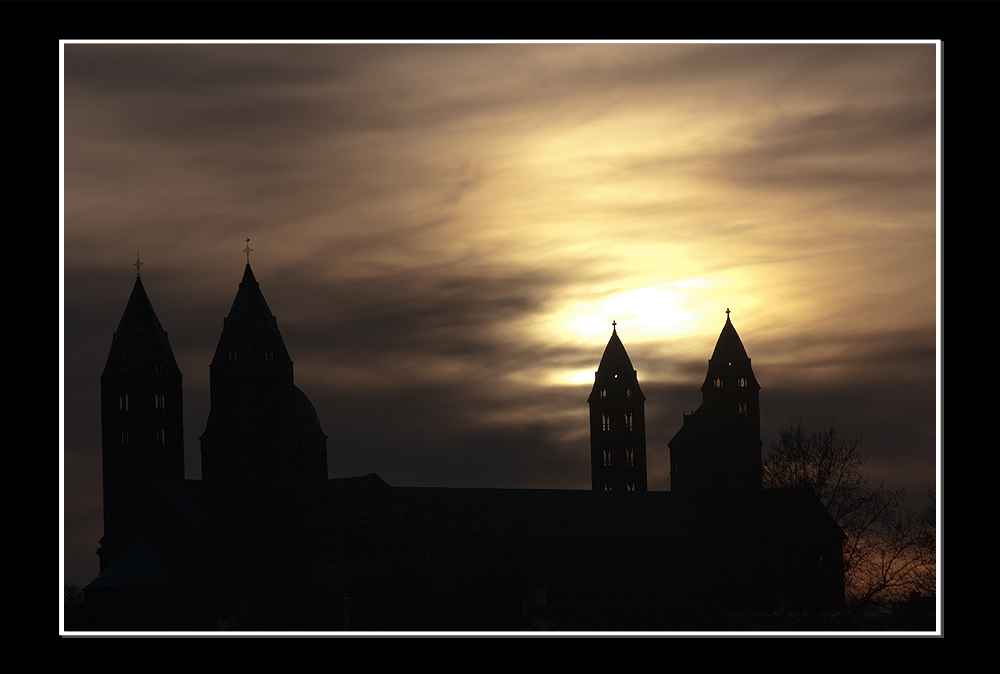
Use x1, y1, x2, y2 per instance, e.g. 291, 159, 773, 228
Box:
603, 483, 638, 491
601, 449, 636, 467
119, 428, 168, 446
601, 412, 635, 431
119, 393, 169, 411
599, 387, 634, 398
228, 350, 278, 362
713, 377, 749, 388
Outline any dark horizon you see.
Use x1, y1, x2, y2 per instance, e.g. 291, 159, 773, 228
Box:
62, 41, 938, 590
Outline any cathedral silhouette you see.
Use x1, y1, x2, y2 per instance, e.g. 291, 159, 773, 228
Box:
83, 258, 845, 631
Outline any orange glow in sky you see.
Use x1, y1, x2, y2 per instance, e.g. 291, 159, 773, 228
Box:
62, 41, 938, 589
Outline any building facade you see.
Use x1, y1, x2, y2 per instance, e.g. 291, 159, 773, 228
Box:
669, 310, 763, 493
84, 267, 844, 631
588, 324, 647, 491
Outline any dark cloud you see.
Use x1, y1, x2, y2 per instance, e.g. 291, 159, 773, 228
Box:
63, 42, 938, 592
719, 103, 935, 215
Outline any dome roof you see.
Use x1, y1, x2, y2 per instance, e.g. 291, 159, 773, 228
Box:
294, 386, 326, 439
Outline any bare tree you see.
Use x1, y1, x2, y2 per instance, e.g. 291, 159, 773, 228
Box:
763, 423, 935, 613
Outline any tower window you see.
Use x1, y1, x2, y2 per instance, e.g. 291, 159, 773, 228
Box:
624, 412, 633, 431
154, 394, 165, 410
714, 378, 722, 388
625, 448, 634, 466
228, 350, 237, 362
737, 402, 747, 417
119, 394, 129, 411
604, 450, 612, 466
600, 388, 607, 399
625, 388, 631, 398
602, 414, 611, 431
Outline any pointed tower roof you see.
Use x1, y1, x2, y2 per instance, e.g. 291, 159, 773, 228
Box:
702, 309, 759, 394
210, 263, 291, 365
589, 323, 645, 403
709, 310, 750, 364
102, 274, 181, 379
597, 324, 635, 375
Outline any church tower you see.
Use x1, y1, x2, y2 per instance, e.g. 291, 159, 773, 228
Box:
200, 252, 327, 482
588, 324, 647, 491
99, 259, 184, 571
668, 310, 762, 493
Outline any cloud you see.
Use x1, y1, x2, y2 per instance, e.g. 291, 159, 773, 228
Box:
63, 42, 938, 589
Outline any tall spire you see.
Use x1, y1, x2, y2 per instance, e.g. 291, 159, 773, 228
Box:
201, 262, 327, 482
668, 311, 762, 493
99, 269, 184, 571
588, 325, 647, 491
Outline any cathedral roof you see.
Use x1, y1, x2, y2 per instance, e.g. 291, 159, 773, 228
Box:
596, 326, 635, 375
702, 311, 758, 392
211, 263, 291, 365
709, 313, 750, 365
302, 480, 842, 543
101, 275, 180, 379
588, 325, 645, 402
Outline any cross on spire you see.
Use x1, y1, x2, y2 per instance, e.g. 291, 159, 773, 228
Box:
611, 320, 617, 333
726, 308, 731, 320
243, 238, 253, 264
134, 251, 143, 277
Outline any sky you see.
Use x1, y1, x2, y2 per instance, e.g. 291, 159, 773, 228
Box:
61, 41, 939, 589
